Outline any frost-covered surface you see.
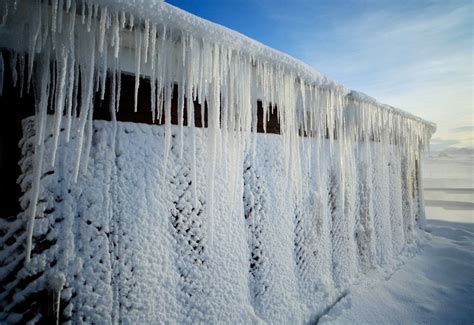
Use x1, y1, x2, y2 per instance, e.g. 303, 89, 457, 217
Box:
0, 0, 435, 263
0, 117, 427, 323
0, 0, 436, 321
317, 219, 474, 324
317, 151, 474, 324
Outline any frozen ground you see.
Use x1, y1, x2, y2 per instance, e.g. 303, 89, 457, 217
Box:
319, 149, 474, 324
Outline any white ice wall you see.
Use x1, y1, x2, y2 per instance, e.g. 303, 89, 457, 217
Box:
0, 0, 434, 271
0, 117, 425, 324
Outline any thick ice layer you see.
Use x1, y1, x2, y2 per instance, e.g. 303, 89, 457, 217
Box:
0, 118, 426, 323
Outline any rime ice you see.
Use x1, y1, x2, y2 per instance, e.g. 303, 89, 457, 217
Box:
0, 0, 435, 323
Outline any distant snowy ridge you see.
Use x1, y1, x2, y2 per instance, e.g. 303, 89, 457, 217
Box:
428, 147, 474, 157
0, 118, 427, 323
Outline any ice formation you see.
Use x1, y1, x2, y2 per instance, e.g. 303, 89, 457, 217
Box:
0, 118, 430, 323
0, 0, 435, 323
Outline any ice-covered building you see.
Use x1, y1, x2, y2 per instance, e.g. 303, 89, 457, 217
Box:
0, 0, 436, 323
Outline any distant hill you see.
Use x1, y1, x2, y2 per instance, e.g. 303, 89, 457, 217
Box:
428, 147, 474, 158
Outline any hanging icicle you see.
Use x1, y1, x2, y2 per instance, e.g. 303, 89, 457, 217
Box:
0, 0, 435, 265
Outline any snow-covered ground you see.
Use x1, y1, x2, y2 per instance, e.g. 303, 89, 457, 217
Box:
319, 150, 474, 324
423, 150, 474, 224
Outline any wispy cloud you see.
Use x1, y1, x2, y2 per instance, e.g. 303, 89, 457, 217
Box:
268, 0, 473, 146
430, 137, 461, 151
172, 0, 473, 148
450, 126, 474, 133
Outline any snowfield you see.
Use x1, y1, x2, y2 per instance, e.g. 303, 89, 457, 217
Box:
423, 151, 474, 224
319, 220, 474, 324
319, 150, 474, 324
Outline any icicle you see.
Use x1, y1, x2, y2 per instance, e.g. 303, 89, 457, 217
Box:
100, 38, 108, 100
51, 0, 58, 33
143, 19, 150, 63
110, 66, 117, 121
49, 273, 65, 325
205, 43, 222, 246
49, 60, 57, 119
116, 65, 121, 112
26, 5, 42, 93
149, 23, 157, 122
109, 63, 118, 158
82, 99, 94, 172
197, 39, 204, 108
120, 11, 126, 28
113, 12, 120, 58
186, 36, 198, 205
156, 24, 167, 124
129, 13, 134, 30
65, 58, 75, 142
177, 32, 186, 158
93, 3, 98, 20
134, 27, 142, 112
72, 61, 79, 116
95, 52, 101, 93
81, 0, 86, 24
161, 81, 172, 180
65, 4, 76, 142
86, 1, 93, 32
220, 47, 229, 164
50, 46, 68, 166
42, 3, 50, 52
98, 6, 108, 54
73, 26, 96, 182
25, 48, 51, 264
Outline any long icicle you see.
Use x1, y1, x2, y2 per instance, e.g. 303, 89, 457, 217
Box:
25, 47, 51, 264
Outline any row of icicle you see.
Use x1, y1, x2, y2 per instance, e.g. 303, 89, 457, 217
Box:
0, 0, 435, 264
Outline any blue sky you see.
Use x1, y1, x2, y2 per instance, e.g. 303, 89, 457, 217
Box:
167, 0, 473, 150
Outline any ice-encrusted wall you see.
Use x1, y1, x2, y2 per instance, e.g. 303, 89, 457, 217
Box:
0, 117, 424, 324
0, 0, 435, 272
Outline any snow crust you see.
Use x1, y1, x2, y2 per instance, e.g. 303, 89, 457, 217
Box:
0, 117, 427, 323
